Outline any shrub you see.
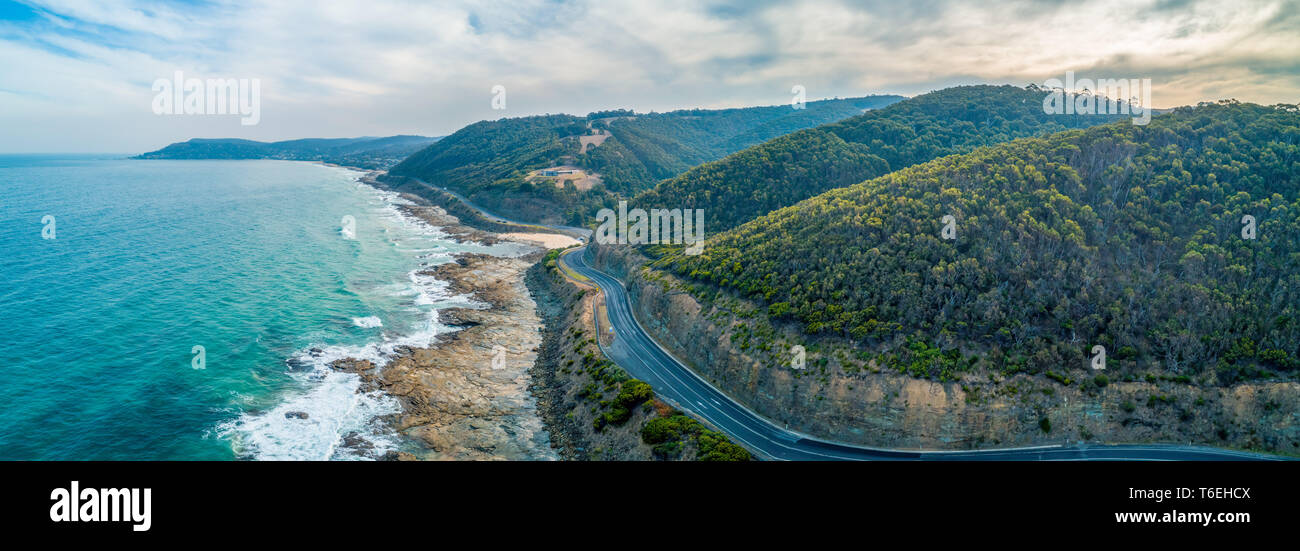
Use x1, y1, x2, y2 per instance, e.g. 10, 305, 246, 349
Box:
696, 431, 753, 461
641, 417, 684, 444
652, 441, 683, 459
603, 406, 632, 426
616, 380, 654, 409
1046, 371, 1073, 386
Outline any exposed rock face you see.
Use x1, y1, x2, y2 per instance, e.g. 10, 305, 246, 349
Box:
591, 242, 1300, 454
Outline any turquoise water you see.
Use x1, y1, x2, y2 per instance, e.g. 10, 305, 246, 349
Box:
0, 156, 524, 460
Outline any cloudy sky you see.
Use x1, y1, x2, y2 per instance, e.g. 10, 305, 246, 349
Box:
1, 0, 1297, 153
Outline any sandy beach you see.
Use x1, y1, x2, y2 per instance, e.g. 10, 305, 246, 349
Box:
497, 232, 581, 249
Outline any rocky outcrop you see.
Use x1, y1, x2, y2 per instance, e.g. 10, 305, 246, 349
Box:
342, 176, 736, 461
591, 242, 1300, 455
331, 204, 559, 461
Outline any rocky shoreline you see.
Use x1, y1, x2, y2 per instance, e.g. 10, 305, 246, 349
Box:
335, 170, 742, 461
333, 174, 577, 460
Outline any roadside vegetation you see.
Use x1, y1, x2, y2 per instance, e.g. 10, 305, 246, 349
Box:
533, 247, 752, 460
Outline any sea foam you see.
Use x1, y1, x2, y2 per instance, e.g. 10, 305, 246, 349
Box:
219, 169, 515, 461
219, 176, 457, 460
352, 316, 383, 328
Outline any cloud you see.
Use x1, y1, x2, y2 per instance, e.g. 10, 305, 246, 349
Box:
0, 0, 1297, 152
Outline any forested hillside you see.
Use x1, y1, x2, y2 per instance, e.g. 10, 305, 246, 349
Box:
655, 100, 1300, 385
634, 85, 1132, 233
386, 96, 902, 224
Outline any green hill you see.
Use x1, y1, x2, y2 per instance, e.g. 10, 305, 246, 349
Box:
386, 96, 903, 224
654, 100, 1300, 384
633, 85, 1133, 233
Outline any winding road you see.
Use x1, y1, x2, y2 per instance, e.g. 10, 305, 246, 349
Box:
560, 245, 1287, 461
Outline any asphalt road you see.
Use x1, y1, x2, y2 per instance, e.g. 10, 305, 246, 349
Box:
561, 245, 1287, 462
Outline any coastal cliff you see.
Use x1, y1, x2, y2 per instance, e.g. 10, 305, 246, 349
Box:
590, 242, 1300, 454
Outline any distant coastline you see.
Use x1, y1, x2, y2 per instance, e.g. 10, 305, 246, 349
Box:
133, 135, 442, 171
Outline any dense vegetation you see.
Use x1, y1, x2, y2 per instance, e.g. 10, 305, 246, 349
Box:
391, 114, 582, 198
582, 98, 903, 194
654, 101, 1300, 385
388, 96, 903, 224
633, 85, 1131, 233
641, 413, 752, 461
134, 135, 441, 170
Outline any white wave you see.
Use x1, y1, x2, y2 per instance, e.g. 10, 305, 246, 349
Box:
410, 270, 449, 306
219, 170, 500, 461
219, 300, 454, 461
353, 316, 383, 328
218, 349, 401, 461
218, 183, 450, 460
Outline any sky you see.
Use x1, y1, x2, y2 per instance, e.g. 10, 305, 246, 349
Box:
0, 0, 1297, 153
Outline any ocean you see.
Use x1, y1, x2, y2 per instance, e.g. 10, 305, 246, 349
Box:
0, 155, 525, 460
